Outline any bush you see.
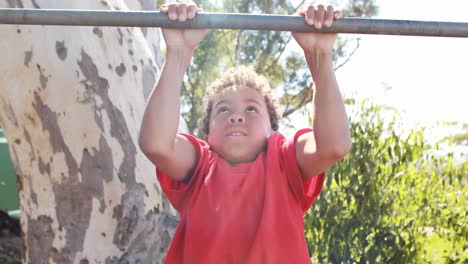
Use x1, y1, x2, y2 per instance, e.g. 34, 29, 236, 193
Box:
305, 99, 468, 263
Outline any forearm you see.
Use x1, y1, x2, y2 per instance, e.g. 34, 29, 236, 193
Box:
139, 48, 193, 155
305, 50, 351, 156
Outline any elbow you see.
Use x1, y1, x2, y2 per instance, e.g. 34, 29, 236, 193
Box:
327, 131, 352, 160
138, 130, 149, 152
138, 132, 173, 159
138, 139, 168, 165
138, 136, 155, 158
333, 136, 352, 160
138, 133, 161, 157
334, 141, 351, 159
138, 137, 149, 154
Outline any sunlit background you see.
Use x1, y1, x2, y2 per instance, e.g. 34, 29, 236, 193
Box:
336, 0, 468, 124
280, 0, 468, 157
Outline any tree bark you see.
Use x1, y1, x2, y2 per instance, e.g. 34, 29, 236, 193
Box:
0, 0, 178, 263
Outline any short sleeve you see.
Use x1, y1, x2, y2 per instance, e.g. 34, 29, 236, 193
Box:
156, 133, 210, 214
280, 128, 326, 214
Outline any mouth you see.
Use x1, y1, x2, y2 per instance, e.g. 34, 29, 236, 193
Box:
226, 131, 247, 137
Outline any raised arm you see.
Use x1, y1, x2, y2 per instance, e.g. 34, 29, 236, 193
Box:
138, 1, 208, 181
292, 5, 352, 178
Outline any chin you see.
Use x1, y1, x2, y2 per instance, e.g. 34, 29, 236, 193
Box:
225, 149, 262, 164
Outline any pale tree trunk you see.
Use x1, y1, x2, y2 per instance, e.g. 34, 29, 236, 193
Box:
0, 0, 180, 263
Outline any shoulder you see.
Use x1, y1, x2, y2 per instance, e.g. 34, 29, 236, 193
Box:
178, 133, 211, 153
267, 128, 313, 151
265, 129, 313, 170
155, 133, 212, 182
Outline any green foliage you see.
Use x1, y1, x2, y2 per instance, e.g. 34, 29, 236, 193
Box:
344, 0, 379, 17
440, 123, 468, 146
451, 132, 468, 145
305, 99, 468, 263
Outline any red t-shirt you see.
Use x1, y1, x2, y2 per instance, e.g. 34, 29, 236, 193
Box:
157, 128, 325, 263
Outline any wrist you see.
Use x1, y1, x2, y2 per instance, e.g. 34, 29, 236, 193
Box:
304, 51, 333, 68
165, 48, 194, 66
303, 48, 334, 57
304, 51, 335, 81
166, 47, 195, 59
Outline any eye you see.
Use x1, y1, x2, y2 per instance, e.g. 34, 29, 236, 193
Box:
246, 106, 257, 112
218, 106, 229, 113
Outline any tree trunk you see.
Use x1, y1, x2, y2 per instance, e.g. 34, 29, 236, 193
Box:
0, 0, 178, 263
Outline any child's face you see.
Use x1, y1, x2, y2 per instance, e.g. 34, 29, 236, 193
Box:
207, 87, 273, 166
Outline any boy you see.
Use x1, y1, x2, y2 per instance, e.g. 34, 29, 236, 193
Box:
139, 1, 351, 263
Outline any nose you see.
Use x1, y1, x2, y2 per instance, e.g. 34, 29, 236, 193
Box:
229, 114, 244, 124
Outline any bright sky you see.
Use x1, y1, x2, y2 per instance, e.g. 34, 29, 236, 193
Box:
334, 0, 468, 126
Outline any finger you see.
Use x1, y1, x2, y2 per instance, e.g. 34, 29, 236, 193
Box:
187, 4, 198, 19
296, 9, 305, 16
160, 4, 168, 13
334, 10, 343, 20
167, 3, 177, 21
176, 2, 188, 22
314, 4, 325, 29
323, 5, 334, 27
305, 5, 315, 26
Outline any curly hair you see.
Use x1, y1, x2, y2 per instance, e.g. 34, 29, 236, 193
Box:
202, 65, 281, 135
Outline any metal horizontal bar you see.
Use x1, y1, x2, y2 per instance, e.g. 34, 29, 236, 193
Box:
1, 8, 468, 38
